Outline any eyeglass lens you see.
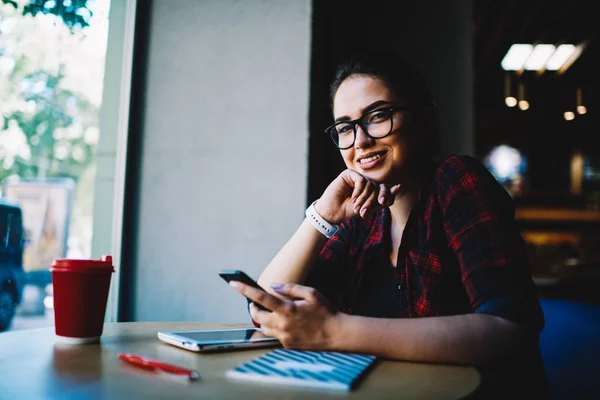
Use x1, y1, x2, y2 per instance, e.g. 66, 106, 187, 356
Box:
329, 109, 393, 149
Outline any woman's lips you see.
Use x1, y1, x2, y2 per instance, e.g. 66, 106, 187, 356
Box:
356, 151, 387, 170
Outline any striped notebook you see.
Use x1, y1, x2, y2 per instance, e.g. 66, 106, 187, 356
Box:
225, 349, 376, 391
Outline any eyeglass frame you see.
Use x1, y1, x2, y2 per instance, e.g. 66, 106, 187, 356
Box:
324, 103, 436, 150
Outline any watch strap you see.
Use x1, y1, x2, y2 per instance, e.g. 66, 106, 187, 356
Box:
305, 200, 340, 238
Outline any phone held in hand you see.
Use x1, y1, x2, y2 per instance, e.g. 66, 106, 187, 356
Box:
219, 270, 270, 311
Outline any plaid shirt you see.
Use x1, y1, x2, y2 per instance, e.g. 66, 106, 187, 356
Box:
306, 155, 544, 332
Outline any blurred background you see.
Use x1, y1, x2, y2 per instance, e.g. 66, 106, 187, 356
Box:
472, 0, 600, 306
0, 0, 598, 331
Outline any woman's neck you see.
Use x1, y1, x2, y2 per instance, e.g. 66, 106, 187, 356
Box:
387, 179, 419, 265
387, 162, 428, 226
388, 183, 418, 226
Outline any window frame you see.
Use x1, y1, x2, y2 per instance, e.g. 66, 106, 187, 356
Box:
92, 0, 138, 323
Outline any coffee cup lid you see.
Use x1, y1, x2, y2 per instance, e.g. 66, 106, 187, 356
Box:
50, 255, 114, 273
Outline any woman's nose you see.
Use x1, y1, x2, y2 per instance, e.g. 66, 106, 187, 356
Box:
354, 125, 375, 149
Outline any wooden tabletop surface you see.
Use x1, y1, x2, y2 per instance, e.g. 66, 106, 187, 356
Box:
0, 322, 480, 399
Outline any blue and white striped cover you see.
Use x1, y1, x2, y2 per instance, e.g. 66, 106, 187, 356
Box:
225, 349, 376, 391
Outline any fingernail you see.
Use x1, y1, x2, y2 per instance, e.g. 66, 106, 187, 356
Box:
360, 208, 367, 217
229, 281, 240, 288
270, 283, 284, 291
379, 197, 384, 203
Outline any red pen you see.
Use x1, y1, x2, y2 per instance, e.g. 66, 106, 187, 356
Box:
118, 353, 201, 381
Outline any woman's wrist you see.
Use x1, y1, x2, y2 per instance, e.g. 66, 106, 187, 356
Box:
313, 200, 339, 225
324, 311, 349, 351
306, 200, 340, 238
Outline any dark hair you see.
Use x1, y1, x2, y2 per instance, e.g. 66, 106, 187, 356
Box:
330, 51, 433, 107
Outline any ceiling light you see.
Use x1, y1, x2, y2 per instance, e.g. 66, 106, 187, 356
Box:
524, 44, 556, 71
576, 87, 587, 114
517, 82, 529, 110
504, 74, 517, 107
546, 44, 576, 70
557, 40, 588, 75
501, 44, 533, 71
564, 111, 575, 121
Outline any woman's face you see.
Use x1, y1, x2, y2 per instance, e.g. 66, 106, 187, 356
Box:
332, 75, 414, 184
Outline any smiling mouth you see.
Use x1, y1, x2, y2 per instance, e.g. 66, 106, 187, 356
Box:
357, 152, 386, 165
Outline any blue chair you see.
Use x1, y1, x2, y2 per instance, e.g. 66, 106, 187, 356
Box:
539, 299, 600, 399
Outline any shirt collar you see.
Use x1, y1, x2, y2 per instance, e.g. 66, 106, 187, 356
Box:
362, 160, 437, 254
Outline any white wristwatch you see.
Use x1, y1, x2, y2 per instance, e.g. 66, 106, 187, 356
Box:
305, 200, 340, 238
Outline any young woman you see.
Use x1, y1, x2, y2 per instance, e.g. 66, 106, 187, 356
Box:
229, 51, 550, 397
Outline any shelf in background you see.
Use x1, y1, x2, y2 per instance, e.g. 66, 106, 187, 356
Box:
516, 208, 600, 222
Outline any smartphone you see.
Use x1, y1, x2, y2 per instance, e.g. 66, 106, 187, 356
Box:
158, 328, 279, 352
219, 270, 270, 311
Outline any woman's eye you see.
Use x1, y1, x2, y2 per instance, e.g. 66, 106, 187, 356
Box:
337, 124, 353, 134
367, 111, 389, 123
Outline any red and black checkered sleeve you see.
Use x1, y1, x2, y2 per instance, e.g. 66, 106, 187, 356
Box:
437, 155, 544, 332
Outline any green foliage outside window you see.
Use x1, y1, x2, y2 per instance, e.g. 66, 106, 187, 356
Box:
2, 0, 92, 30
0, 0, 107, 259
0, 0, 103, 183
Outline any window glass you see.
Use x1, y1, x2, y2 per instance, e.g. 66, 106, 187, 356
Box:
0, 0, 111, 332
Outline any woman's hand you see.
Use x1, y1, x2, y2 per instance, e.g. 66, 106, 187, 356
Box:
315, 169, 400, 224
229, 281, 341, 350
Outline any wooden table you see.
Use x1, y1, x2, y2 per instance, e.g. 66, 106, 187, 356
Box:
0, 322, 480, 399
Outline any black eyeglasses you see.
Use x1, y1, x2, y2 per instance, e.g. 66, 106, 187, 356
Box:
324, 104, 435, 149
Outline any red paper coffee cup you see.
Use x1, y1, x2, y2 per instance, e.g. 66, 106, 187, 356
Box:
50, 255, 114, 344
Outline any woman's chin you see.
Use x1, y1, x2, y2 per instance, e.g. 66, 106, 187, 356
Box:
361, 170, 388, 184
367, 170, 404, 186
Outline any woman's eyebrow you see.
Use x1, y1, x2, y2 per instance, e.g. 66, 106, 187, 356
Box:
334, 100, 393, 123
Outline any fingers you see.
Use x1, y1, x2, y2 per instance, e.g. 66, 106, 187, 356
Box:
229, 281, 284, 311
348, 176, 379, 217
349, 174, 367, 203
342, 170, 371, 203
249, 303, 286, 340
249, 302, 273, 327
270, 282, 319, 303
378, 183, 401, 207
378, 183, 388, 205
354, 180, 400, 217
342, 170, 401, 217
248, 288, 297, 340
354, 189, 378, 217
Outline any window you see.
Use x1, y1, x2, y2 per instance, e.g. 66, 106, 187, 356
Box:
0, 0, 113, 331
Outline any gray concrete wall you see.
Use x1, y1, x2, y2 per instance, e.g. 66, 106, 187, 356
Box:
129, 0, 312, 323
